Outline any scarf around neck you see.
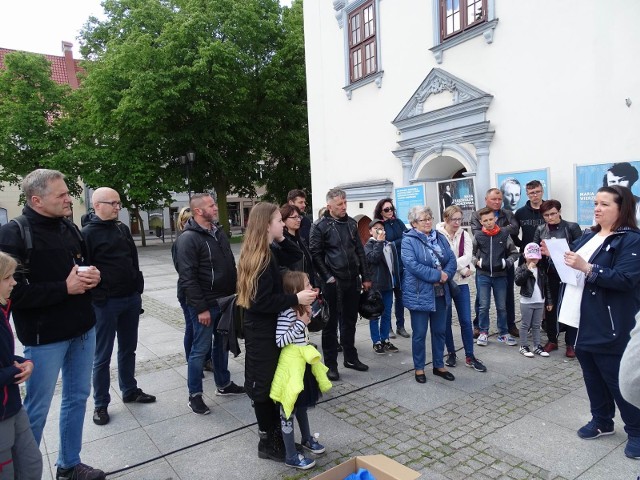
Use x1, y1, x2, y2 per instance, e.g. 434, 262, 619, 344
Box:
482, 224, 501, 236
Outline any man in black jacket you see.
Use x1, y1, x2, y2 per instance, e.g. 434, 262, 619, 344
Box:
174, 193, 244, 415
287, 189, 312, 246
514, 180, 546, 260
82, 187, 156, 427
309, 188, 372, 381
0, 169, 105, 480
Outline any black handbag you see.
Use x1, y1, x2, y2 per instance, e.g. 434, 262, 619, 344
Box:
447, 278, 460, 298
308, 292, 330, 332
358, 289, 384, 320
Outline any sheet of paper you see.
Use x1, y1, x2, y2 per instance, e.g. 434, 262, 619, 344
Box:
545, 237, 580, 286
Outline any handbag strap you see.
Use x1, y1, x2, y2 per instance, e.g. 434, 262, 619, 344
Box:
458, 230, 464, 258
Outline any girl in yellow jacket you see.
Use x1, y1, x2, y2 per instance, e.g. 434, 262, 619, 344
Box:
270, 271, 332, 470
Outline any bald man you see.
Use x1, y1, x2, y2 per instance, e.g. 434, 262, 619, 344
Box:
82, 187, 155, 427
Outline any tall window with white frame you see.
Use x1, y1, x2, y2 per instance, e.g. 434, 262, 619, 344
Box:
348, 0, 377, 84
440, 0, 487, 40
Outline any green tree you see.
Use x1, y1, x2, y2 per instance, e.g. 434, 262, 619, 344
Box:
0, 52, 81, 195
258, 0, 311, 205
77, 0, 311, 228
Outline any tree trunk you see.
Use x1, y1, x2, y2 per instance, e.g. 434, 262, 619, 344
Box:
211, 178, 230, 237
134, 208, 147, 247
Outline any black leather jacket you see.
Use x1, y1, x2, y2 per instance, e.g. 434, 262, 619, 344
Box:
514, 263, 554, 305
309, 212, 371, 282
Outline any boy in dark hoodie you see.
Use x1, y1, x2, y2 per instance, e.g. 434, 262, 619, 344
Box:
473, 207, 519, 347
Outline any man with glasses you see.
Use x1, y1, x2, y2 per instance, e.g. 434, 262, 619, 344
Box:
514, 180, 546, 262
83, 187, 156, 427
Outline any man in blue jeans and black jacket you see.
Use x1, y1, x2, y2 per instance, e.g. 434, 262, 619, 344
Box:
83, 187, 156, 427
174, 193, 245, 415
0, 169, 105, 480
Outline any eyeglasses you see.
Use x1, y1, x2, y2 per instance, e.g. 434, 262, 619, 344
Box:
287, 215, 302, 220
543, 211, 559, 218
382, 207, 395, 213
416, 217, 432, 223
98, 201, 122, 208
527, 190, 543, 196
449, 217, 463, 223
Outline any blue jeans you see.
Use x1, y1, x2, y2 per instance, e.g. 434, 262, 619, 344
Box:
410, 296, 447, 370
477, 274, 508, 335
369, 289, 393, 344
23, 328, 95, 469
186, 305, 230, 394
180, 298, 212, 362
445, 284, 475, 358
473, 267, 516, 331
92, 294, 141, 407
576, 348, 640, 437
393, 285, 405, 329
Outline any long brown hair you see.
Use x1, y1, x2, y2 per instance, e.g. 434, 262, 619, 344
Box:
237, 202, 279, 308
282, 271, 307, 316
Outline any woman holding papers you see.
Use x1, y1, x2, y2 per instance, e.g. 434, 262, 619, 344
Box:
557, 185, 640, 460
533, 200, 582, 356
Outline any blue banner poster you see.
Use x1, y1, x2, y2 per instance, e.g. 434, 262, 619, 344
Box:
395, 185, 425, 226
436, 177, 477, 227
496, 169, 549, 213
575, 161, 640, 226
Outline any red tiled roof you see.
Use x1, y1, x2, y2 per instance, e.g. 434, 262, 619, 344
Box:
0, 46, 82, 87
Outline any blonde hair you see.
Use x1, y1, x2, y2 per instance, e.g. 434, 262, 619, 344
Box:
282, 271, 308, 316
237, 203, 279, 308
177, 207, 192, 232
0, 252, 17, 305
443, 205, 463, 221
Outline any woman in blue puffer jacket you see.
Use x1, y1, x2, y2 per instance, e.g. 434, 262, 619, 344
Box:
402, 206, 457, 385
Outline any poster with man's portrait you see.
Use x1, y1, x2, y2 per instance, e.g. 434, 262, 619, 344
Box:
575, 161, 640, 226
436, 177, 476, 227
495, 169, 549, 213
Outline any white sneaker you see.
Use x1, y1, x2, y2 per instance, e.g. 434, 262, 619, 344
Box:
476, 333, 488, 346
498, 335, 518, 346
519, 346, 534, 358
534, 345, 550, 357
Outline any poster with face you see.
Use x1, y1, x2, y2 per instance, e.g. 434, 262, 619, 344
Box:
575, 161, 640, 226
436, 177, 476, 227
495, 169, 549, 212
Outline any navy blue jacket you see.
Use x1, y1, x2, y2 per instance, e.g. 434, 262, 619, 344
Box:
383, 218, 408, 274
401, 229, 457, 312
561, 228, 640, 354
364, 238, 401, 292
1, 303, 27, 421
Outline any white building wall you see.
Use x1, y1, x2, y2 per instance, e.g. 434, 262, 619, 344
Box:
304, 0, 640, 222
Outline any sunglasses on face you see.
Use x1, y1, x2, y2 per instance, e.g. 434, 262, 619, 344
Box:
382, 207, 395, 213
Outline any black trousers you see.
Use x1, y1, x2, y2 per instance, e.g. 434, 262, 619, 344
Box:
322, 277, 361, 369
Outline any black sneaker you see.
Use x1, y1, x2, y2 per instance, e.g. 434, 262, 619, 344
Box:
373, 343, 385, 355
56, 463, 105, 480
188, 394, 210, 415
92, 407, 109, 426
445, 352, 457, 367
327, 368, 340, 381
122, 388, 156, 403
465, 355, 487, 372
215, 381, 246, 396
344, 359, 369, 371
383, 341, 399, 353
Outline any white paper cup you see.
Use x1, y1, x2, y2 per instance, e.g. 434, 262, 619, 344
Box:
77, 266, 90, 273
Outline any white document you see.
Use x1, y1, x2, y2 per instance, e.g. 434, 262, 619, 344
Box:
545, 238, 581, 286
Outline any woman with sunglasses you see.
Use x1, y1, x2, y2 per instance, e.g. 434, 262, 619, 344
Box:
533, 200, 582, 357
373, 198, 409, 338
276, 204, 317, 286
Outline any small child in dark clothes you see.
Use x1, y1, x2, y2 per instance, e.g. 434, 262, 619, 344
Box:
514, 243, 554, 357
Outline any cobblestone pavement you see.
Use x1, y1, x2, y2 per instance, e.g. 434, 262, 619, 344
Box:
30, 241, 639, 479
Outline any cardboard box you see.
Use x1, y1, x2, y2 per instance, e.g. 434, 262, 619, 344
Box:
311, 455, 420, 480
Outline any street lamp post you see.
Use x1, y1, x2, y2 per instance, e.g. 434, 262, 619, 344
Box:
179, 151, 196, 200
